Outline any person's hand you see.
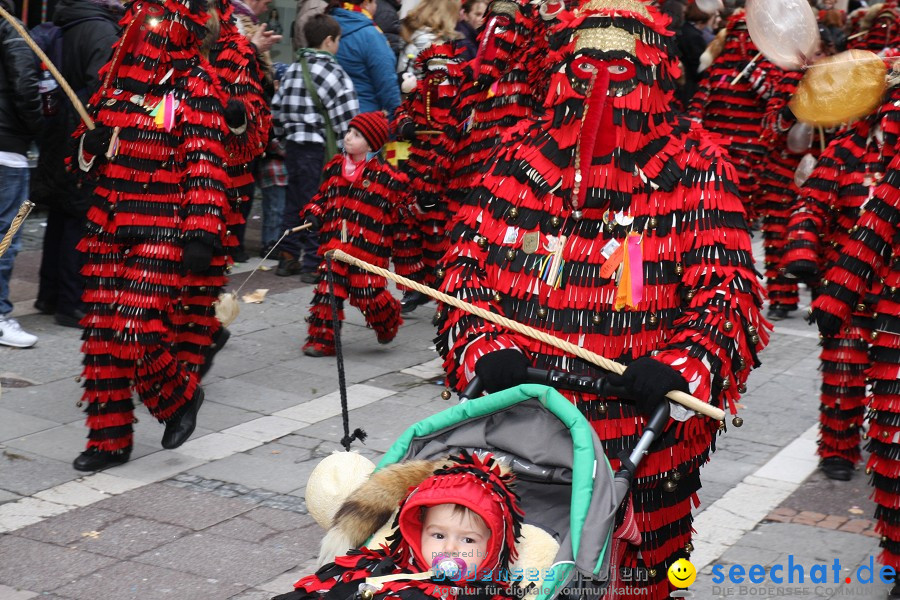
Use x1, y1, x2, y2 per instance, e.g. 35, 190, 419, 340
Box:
183, 240, 214, 274
251, 27, 282, 53
605, 357, 689, 417
474, 349, 529, 393
784, 259, 819, 283
82, 125, 114, 156
808, 308, 843, 337
303, 215, 322, 231
224, 99, 247, 132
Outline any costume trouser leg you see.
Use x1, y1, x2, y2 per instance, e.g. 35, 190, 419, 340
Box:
171, 257, 228, 375
865, 332, 900, 570
80, 238, 199, 451
761, 192, 799, 310
818, 327, 869, 463
305, 262, 402, 351
419, 199, 449, 287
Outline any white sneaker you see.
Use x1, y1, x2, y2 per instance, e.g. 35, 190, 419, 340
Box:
0, 317, 37, 348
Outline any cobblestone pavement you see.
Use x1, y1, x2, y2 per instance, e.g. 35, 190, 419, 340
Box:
0, 220, 890, 599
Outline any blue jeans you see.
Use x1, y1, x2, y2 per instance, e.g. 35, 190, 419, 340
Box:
282, 141, 323, 272
261, 184, 286, 247
0, 165, 29, 316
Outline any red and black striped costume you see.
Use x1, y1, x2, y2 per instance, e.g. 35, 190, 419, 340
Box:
392, 44, 467, 286
302, 155, 423, 354
849, 0, 898, 52
436, 2, 769, 597
75, 0, 230, 455
209, 0, 271, 257
688, 11, 774, 214
756, 68, 833, 317
812, 149, 900, 573
783, 84, 900, 467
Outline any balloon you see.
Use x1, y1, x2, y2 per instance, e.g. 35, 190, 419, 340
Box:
794, 153, 817, 188
786, 122, 815, 154
214, 291, 240, 327
745, 0, 819, 70
789, 50, 887, 127
695, 0, 724, 13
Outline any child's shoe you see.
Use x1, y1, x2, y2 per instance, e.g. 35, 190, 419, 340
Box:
303, 343, 335, 357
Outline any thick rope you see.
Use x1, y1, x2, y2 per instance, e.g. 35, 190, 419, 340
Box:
0, 200, 34, 259
328, 249, 725, 421
0, 5, 95, 130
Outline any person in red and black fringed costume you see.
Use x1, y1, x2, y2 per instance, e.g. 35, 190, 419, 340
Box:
687, 10, 775, 218
849, 0, 898, 53
301, 112, 424, 357
392, 43, 468, 315
782, 76, 900, 481
70, 0, 231, 471
272, 452, 523, 600
208, 0, 272, 262
809, 147, 900, 600
444, 0, 551, 215
435, 0, 769, 597
754, 50, 841, 322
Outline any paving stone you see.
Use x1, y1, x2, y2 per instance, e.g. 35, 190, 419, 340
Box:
53, 559, 249, 600
5, 423, 158, 464
203, 516, 280, 543
242, 507, 317, 532
228, 589, 275, 600
186, 400, 263, 431
133, 532, 301, 587
0, 449, 80, 496
260, 523, 324, 560
13, 506, 125, 546
0, 536, 117, 593
839, 519, 872, 534
67, 516, 191, 559
104, 450, 205, 484
234, 365, 338, 401
205, 377, 319, 414
819, 516, 849, 530
92, 483, 253, 530
188, 444, 318, 494
0, 408, 62, 443
0, 489, 22, 505
0, 584, 39, 599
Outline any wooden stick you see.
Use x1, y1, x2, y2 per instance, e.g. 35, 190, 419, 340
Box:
328, 249, 725, 421
0, 200, 35, 259
0, 4, 94, 130
731, 52, 763, 86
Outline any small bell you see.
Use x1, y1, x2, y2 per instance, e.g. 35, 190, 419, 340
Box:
76, 401, 84, 408
493, 292, 502, 303
648, 313, 658, 325
723, 321, 733, 332
649, 217, 658, 228
591, 313, 602, 324
596, 402, 607, 415
506, 249, 516, 260
648, 569, 657, 578
737, 383, 747, 394
441, 389, 452, 400
732, 416, 744, 427
359, 589, 374, 600
675, 263, 684, 276
685, 542, 694, 553
436, 268, 445, 278
476, 237, 487, 249
671, 471, 682, 481
537, 307, 547, 318
663, 480, 678, 492
550, 216, 561, 227
508, 207, 519, 219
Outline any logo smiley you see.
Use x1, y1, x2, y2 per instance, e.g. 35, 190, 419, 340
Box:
667, 558, 696, 588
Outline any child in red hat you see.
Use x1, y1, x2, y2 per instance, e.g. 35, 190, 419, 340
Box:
273, 452, 524, 600
300, 111, 424, 357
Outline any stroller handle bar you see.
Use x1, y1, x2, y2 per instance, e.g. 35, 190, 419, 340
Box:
460, 369, 671, 476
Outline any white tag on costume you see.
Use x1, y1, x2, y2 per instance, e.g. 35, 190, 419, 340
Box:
504, 226, 519, 245
544, 235, 560, 253
600, 238, 621, 259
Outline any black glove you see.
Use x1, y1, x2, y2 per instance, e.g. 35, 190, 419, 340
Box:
303, 215, 322, 231
808, 308, 843, 337
474, 348, 530, 393
183, 240, 214, 274
82, 125, 114, 156
224, 100, 247, 131
605, 357, 689, 417
784, 260, 819, 283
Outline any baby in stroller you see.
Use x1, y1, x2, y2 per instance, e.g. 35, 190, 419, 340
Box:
273, 451, 524, 600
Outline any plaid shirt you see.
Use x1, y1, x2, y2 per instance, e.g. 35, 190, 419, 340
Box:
258, 138, 287, 188
272, 50, 359, 145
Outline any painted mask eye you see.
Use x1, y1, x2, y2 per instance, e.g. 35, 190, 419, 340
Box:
571, 55, 600, 80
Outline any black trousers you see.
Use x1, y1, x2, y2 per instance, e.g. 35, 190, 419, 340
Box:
38, 209, 85, 315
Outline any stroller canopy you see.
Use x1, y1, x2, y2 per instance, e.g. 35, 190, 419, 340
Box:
378, 384, 619, 596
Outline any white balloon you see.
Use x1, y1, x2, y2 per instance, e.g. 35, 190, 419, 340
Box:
745, 0, 819, 70
695, 0, 723, 13
793, 153, 817, 188
786, 122, 814, 154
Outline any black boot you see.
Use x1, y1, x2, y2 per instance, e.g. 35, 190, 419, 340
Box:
73, 447, 131, 471
161, 387, 205, 449
400, 291, 431, 314
820, 456, 854, 481
199, 327, 230, 380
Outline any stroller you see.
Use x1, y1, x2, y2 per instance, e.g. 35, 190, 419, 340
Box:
347, 368, 671, 600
